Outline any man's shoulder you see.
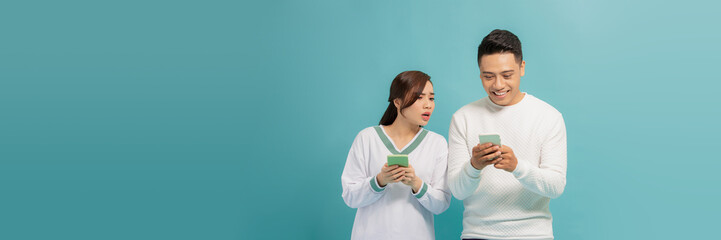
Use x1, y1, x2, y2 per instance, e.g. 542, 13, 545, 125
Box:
525, 94, 562, 117
452, 98, 488, 117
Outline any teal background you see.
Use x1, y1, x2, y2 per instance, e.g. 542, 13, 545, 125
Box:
2, 0, 720, 239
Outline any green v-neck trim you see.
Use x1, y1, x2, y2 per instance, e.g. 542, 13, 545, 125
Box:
373, 126, 428, 155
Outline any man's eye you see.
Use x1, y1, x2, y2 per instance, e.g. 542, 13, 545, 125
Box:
503, 75, 512, 78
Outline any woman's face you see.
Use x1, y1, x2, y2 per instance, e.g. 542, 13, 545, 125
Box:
398, 81, 435, 126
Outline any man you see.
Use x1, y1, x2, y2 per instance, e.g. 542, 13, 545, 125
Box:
447, 29, 567, 240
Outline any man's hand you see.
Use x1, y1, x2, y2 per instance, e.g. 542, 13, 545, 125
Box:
470, 143, 502, 170
376, 163, 405, 187
494, 145, 518, 172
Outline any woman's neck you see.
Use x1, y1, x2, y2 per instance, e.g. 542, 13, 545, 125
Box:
384, 118, 421, 139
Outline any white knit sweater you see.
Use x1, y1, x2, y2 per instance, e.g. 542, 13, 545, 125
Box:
447, 93, 567, 240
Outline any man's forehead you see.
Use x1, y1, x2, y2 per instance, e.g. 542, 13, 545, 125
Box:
479, 53, 520, 69
480, 62, 521, 73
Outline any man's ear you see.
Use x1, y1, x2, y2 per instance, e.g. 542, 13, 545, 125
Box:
519, 60, 526, 77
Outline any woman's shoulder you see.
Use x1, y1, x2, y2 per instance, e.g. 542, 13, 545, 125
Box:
359, 125, 380, 134
353, 125, 382, 140
423, 129, 448, 145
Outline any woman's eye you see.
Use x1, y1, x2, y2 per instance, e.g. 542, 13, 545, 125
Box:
429, 98, 435, 101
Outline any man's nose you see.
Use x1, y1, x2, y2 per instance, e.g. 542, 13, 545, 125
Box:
492, 78, 504, 89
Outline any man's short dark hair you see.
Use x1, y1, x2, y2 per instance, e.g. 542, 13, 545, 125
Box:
477, 29, 523, 64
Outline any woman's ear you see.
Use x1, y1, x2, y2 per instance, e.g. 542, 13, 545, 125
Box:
393, 98, 401, 110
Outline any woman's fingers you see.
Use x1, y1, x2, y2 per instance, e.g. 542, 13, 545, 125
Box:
383, 164, 399, 173
391, 170, 405, 181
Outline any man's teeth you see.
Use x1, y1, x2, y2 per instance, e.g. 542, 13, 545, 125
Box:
493, 91, 507, 96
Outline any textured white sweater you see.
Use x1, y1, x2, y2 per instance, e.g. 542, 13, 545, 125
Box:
342, 126, 451, 240
447, 94, 567, 240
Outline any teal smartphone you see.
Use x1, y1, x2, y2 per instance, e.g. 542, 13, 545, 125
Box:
478, 134, 501, 146
387, 154, 408, 167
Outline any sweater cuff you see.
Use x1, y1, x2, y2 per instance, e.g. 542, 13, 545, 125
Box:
463, 160, 482, 179
370, 176, 386, 192
412, 181, 428, 199
512, 160, 530, 179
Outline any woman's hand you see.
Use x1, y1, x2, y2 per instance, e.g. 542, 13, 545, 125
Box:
376, 163, 405, 187
399, 164, 422, 193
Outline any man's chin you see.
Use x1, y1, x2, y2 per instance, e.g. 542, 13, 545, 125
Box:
489, 97, 509, 106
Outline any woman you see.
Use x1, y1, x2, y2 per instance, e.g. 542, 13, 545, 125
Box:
341, 71, 451, 240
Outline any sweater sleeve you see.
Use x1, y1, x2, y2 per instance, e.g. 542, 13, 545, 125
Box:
512, 114, 567, 199
414, 138, 451, 215
341, 132, 386, 208
446, 113, 482, 200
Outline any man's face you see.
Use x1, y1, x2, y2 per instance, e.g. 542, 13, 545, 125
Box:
479, 53, 525, 106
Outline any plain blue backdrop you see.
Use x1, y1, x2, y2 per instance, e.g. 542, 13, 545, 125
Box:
2, 0, 720, 239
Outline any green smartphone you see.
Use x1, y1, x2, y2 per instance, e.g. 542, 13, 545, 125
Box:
387, 154, 409, 167
478, 134, 501, 146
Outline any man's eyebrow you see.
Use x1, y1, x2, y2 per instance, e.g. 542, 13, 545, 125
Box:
482, 70, 516, 75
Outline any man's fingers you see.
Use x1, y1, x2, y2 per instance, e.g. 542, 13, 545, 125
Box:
482, 146, 500, 156
494, 162, 504, 169
472, 145, 481, 154
474, 143, 493, 152
500, 145, 512, 153
480, 151, 502, 162
492, 151, 502, 160
474, 145, 499, 158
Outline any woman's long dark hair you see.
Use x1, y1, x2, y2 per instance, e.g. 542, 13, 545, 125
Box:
379, 71, 432, 126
